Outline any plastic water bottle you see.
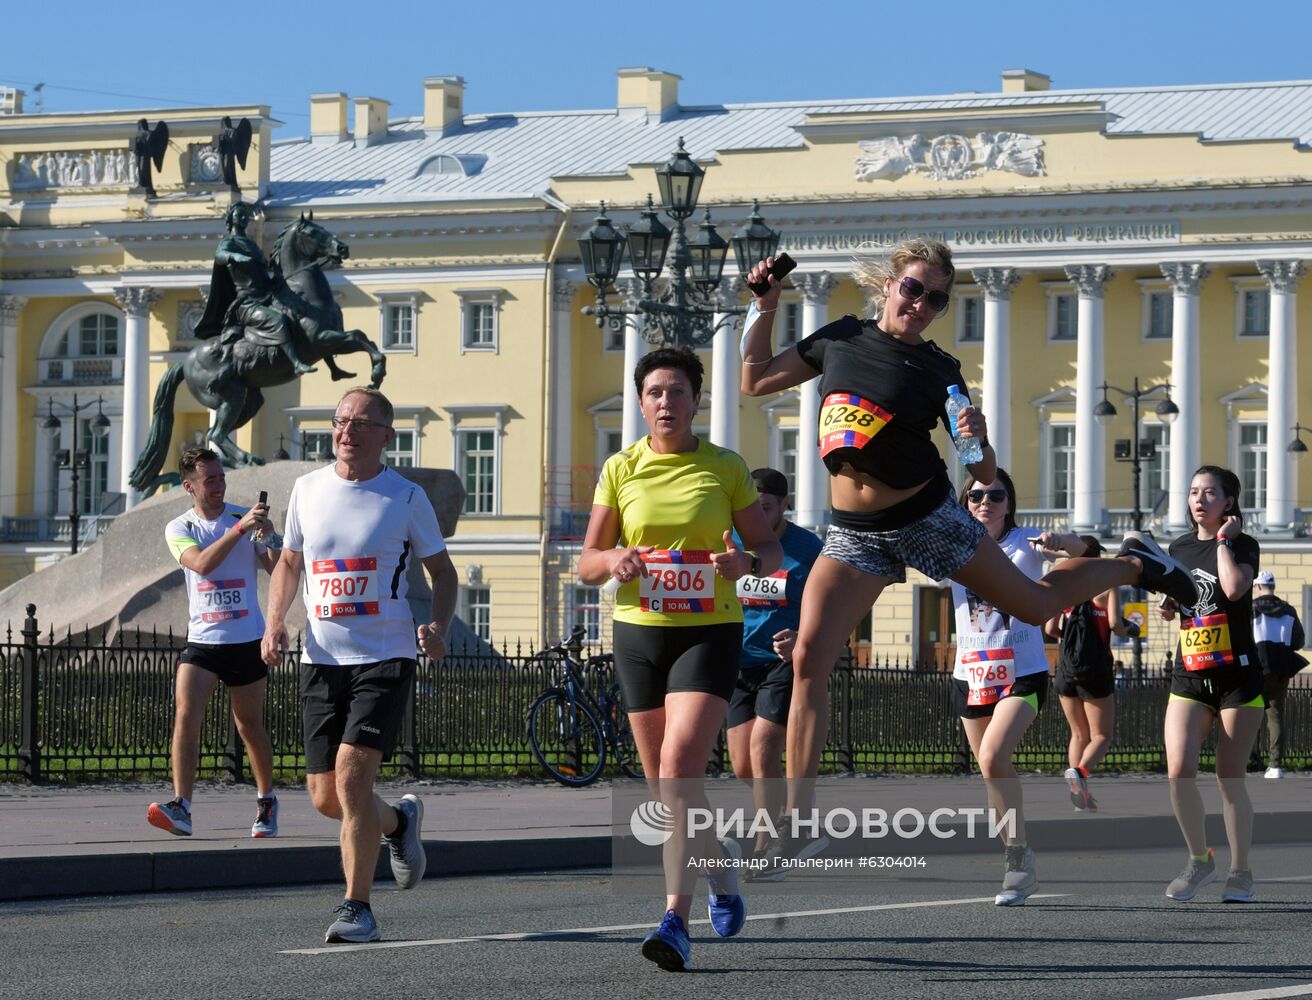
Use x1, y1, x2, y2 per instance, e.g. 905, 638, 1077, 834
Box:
945, 386, 983, 464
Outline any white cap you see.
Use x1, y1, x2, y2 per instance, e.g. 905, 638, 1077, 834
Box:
1255, 570, 1276, 586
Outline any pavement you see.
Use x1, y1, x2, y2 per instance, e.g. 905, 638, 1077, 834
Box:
1, 772, 1309, 901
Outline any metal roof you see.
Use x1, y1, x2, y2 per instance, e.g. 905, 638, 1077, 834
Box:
265, 80, 1312, 207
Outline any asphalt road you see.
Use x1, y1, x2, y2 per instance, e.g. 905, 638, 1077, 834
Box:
4, 844, 1310, 1000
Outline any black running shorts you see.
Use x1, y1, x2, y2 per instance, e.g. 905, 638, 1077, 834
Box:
179, 639, 268, 687
726, 658, 794, 729
300, 658, 415, 773
612, 621, 742, 713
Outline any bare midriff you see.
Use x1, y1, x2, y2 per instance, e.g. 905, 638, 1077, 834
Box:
830, 464, 933, 513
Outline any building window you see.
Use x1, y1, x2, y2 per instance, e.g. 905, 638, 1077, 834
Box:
1146, 292, 1172, 340
1238, 423, 1267, 511
383, 304, 414, 350
774, 426, 799, 501
1140, 423, 1170, 513
76, 313, 119, 356
604, 324, 625, 352
1050, 293, 1076, 342
457, 291, 503, 353
458, 429, 497, 514
385, 429, 416, 467
956, 294, 983, 344
463, 586, 491, 642
1240, 289, 1269, 337
1047, 424, 1076, 509
78, 419, 111, 515
779, 302, 802, 347
300, 430, 333, 461
568, 585, 601, 643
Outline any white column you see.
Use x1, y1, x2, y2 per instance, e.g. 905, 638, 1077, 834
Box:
616, 278, 646, 445
1258, 260, 1306, 531
792, 272, 838, 533
113, 287, 160, 509
550, 278, 580, 511
1066, 265, 1112, 533
0, 295, 28, 518
1161, 263, 1210, 534
973, 268, 1021, 470
710, 277, 744, 450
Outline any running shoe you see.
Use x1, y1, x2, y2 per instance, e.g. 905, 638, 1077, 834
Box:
324, 900, 381, 944
1264, 766, 1285, 780
1064, 768, 1091, 811
641, 909, 692, 972
1220, 869, 1256, 903
995, 844, 1037, 906
251, 796, 279, 838
755, 827, 831, 882
1165, 849, 1217, 901
1117, 532, 1198, 607
385, 794, 426, 889
147, 798, 193, 837
705, 841, 746, 938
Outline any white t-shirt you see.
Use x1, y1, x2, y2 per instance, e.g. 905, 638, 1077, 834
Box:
952, 526, 1049, 681
165, 502, 267, 644
284, 464, 446, 665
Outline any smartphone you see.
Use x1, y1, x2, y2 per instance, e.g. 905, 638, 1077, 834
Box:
747, 252, 797, 297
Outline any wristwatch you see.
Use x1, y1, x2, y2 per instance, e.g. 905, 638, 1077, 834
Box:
1217, 537, 1233, 550
749, 552, 761, 576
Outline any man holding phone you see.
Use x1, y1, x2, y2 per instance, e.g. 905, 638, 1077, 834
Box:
148, 447, 281, 838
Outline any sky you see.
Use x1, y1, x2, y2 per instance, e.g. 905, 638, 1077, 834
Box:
5, 0, 1311, 135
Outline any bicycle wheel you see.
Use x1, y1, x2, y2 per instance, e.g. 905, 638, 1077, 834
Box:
528, 688, 606, 787
608, 684, 645, 780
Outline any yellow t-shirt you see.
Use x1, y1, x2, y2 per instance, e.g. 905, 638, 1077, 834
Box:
594, 436, 759, 627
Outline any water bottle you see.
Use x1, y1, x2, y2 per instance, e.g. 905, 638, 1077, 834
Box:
945, 386, 983, 464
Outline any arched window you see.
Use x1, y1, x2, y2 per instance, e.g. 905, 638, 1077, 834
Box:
40, 304, 124, 385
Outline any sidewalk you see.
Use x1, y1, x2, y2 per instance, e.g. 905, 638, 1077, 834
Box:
2, 773, 1308, 901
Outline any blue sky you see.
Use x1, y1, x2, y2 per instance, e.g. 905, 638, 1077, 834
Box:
6, 0, 1311, 135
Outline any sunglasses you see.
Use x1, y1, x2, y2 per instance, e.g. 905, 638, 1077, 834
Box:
966, 489, 1008, 505
898, 275, 951, 312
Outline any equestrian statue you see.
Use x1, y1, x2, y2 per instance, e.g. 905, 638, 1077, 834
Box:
129, 203, 387, 496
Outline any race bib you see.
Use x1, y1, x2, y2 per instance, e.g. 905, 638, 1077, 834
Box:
818, 392, 893, 458
962, 648, 1016, 706
639, 550, 715, 614
309, 557, 380, 619
196, 577, 249, 623
1180, 613, 1234, 670
737, 571, 788, 607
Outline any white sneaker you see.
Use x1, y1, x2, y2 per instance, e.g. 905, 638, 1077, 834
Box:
1264, 767, 1284, 779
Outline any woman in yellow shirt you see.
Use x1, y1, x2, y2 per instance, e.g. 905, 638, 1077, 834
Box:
580, 346, 782, 972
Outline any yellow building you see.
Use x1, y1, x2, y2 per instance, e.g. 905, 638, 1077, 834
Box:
1, 69, 1309, 664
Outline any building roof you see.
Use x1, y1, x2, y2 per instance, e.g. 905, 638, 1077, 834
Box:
265, 80, 1312, 207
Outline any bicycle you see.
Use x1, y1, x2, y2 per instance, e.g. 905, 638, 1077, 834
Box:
527, 626, 644, 786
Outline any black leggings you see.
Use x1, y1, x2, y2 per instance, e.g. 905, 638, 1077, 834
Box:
612, 621, 743, 712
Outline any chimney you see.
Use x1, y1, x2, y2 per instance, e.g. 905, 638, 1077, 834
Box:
0, 87, 24, 115
1001, 69, 1051, 93
354, 96, 390, 147
424, 76, 465, 136
309, 92, 349, 144
617, 67, 680, 123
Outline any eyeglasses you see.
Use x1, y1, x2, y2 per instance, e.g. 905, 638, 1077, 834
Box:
898, 276, 951, 312
331, 416, 390, 432
966, 489, 1008, 505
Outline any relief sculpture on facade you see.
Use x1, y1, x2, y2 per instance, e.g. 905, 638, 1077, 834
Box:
855, 132, 1046, 181
13, 148, 140, 190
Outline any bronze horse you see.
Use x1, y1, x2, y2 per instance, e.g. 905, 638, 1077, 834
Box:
129, 215, 386, 495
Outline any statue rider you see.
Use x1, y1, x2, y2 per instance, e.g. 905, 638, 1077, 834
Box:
195, 203, 318, 378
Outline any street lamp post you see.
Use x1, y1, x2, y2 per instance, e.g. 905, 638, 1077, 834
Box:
576, 138, 780, 348
1094, 377, 1179, 680
42, 394, 111, 555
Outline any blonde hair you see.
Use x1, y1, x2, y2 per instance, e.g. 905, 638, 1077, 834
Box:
852, 237, 956, 318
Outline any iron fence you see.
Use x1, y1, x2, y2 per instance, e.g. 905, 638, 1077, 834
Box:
2, 605, 1309, 783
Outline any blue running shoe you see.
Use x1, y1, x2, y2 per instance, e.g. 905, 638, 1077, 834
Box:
641, 909, 692, 972
705, 844, 746, 938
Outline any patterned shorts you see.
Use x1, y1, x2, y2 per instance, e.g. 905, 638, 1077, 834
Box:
821, 489, 987, 583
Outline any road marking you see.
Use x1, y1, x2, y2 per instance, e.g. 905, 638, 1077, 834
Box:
282, 893, 1068, 956
1174, 986, 1312, 1000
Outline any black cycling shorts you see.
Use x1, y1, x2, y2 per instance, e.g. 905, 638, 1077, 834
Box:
1053, 663, 1115, 700
953, 670, 1049, 720
1169, 663, 1264, 714
612, 621, 742, 713
300, 658, 415, 773
179, 639, 268, 687
726, 658, 794, 729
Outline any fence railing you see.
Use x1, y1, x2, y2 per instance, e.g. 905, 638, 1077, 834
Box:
2, 605, 1308, 783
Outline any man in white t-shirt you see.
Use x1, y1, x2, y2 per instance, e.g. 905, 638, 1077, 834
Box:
148, 448, 280, 839
262, 386, 457, 945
